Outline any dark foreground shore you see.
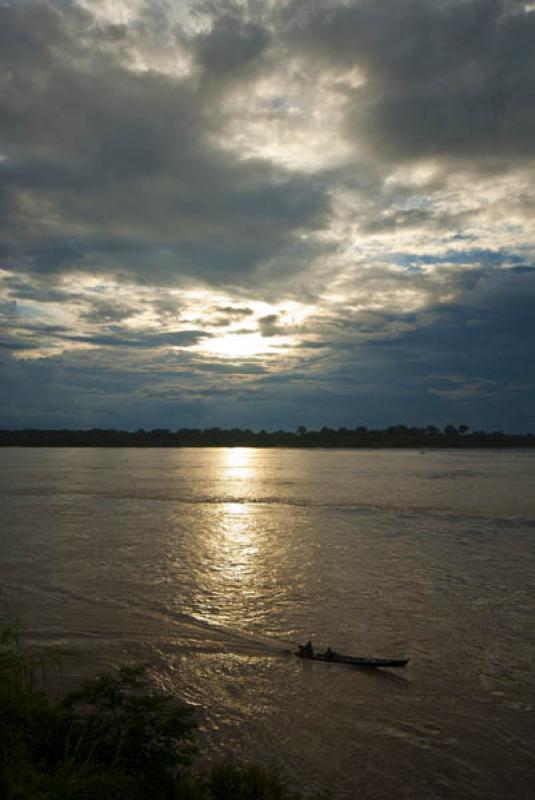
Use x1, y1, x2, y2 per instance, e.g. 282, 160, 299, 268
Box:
1, 623, 307, 800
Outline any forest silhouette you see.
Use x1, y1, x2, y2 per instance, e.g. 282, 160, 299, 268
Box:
1, 425, 533, 448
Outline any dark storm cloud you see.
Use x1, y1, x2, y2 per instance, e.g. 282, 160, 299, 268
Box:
257, 313, 283, 337
209, 306, 255, 326
2, 263, 533, 431
0, 350, 207, 429
337, 265, 535, 426
287, 0, 535, 167
80, 300, 139, 324
1, 0, 534, 431
0, 337, 37, 352
0, 1, 328, 286
215, 306, 254, 318
216, 306, 253, 315
194, 14, 270, 75
0, 321, 209, 351
0, 299, 17, 317
62, 328, 209, 348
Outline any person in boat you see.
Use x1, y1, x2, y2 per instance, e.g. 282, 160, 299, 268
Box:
324, 646, 334, 660
299, 641, 314, 657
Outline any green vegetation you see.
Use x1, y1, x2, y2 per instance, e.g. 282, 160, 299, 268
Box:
0, 622, 302, 800
0, 423, 534, 447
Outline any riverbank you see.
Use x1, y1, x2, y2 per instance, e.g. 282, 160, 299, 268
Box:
1, 425, 534, 448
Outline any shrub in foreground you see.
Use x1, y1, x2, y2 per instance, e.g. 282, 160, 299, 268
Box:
0, 623, 306, 800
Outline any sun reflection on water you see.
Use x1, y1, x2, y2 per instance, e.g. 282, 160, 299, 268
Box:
198, 449, 263, 626
218, 502, 258, 582
220, 447, 257, 482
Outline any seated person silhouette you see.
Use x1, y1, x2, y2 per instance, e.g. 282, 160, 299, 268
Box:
299, 640, 314, 657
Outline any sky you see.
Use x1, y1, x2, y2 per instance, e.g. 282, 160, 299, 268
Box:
1, 0, 534, 432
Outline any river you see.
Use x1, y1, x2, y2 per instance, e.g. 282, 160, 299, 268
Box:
1, 447, 535, 798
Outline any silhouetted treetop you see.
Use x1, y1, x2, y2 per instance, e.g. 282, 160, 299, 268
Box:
0, 426, 533, 448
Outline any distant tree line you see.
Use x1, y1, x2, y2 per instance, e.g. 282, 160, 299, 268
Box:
0, 424, 534, 448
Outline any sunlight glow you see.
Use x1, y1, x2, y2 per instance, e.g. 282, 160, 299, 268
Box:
199, 332, 288, 359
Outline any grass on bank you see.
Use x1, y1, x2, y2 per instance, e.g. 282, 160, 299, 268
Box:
0, 622, 303, 800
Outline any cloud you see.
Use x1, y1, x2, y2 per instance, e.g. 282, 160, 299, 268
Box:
62, 329, 210, 348
194, 13, 271, 76
80, 300, 139, 324
1, 262, 533, 430
257, 314, 282, 336
0, 1, 329, 287
1, 0, 534, 431
287, 0, 535, 167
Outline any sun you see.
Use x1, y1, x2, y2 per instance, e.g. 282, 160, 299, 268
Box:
200, 332, 286, 359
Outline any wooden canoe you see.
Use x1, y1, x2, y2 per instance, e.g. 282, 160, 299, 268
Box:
296, 650, 409, 668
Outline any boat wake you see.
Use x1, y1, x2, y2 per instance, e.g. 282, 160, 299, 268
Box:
2, 578, 291, 660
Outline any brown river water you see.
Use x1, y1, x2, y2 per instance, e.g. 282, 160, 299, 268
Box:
1, 447, 535, 798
